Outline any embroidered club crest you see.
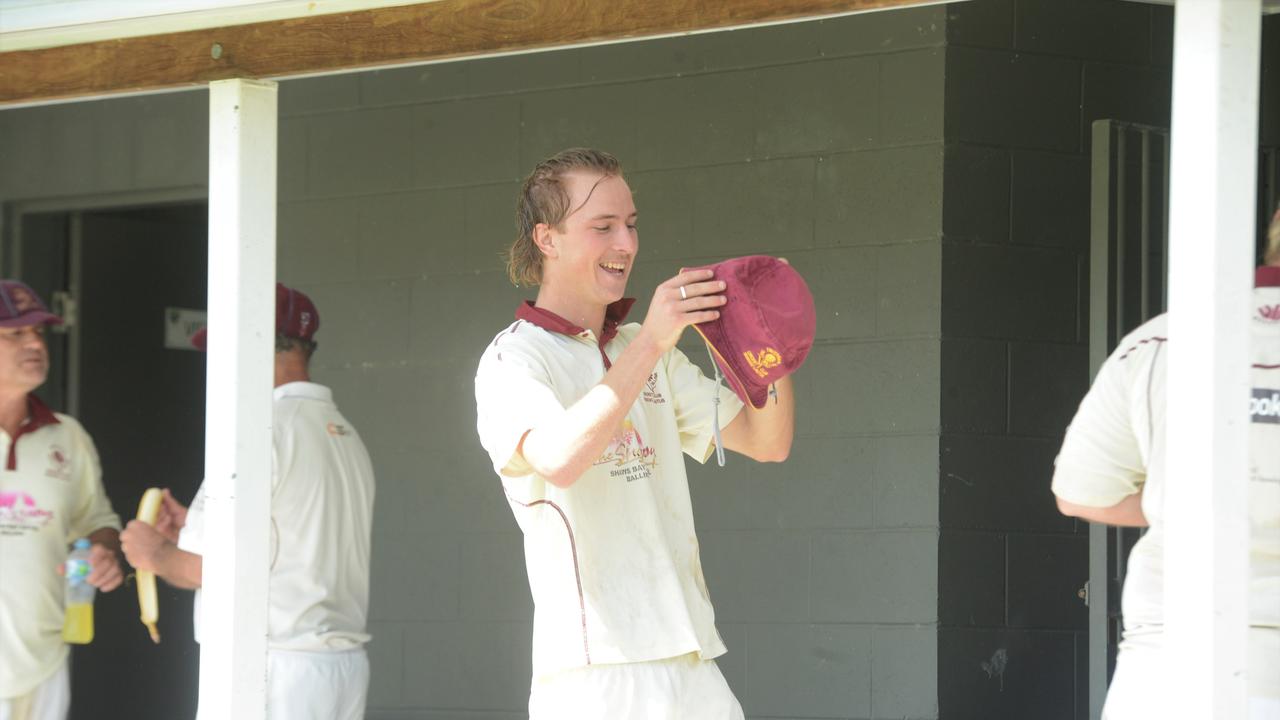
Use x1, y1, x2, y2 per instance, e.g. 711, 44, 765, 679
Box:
9, 286, 39, 313
46, 445, 71, 480
742, 347, 783, 379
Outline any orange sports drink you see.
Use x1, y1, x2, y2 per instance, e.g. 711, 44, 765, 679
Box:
62, 602, 94, 644
62, 538, 95, 644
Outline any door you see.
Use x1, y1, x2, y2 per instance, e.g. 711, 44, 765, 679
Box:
13, 203, 207, 720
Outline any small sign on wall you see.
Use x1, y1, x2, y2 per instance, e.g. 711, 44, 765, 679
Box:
165, 308, 207, 351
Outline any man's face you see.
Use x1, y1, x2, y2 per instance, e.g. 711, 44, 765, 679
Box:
0, 324, 50, 395
541, 172, 639, 307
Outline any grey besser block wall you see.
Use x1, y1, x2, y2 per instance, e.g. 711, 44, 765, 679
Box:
0, 8, 948, 720
939, 1, 1177, 718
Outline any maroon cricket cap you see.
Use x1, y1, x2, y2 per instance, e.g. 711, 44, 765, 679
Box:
0, 280, 63, 328
690, 255, 815, 409
191, 283, 319, 350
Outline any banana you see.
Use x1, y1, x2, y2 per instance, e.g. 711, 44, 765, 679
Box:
135, 488, 163, 644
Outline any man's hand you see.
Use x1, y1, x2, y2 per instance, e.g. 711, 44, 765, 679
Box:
86, 543, 124, 592
638, 268, 726, 352
154, 489, 188, 543
121, 520, 173, 574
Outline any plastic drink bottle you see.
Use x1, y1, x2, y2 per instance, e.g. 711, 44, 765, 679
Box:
61, 538, 94, 644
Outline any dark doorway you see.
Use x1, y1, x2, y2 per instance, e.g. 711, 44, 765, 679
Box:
14, 203, 207, 720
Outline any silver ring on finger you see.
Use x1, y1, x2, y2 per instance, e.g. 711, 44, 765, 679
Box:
679, 285, 688, 300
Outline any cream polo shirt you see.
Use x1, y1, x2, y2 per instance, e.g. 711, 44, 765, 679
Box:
179, 381, 375, 651
1053, 268, 1280, 637
0, 398, 120, 699
475, 301, 745, 679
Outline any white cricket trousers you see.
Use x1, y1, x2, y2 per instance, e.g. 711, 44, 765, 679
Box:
266, 647, 369, 720
528, 652, 744, 720
0, 658, 69, 720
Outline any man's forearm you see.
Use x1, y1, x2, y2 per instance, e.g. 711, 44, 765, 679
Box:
520, 332, 664, 488
88, 527, 120, 552
722, 375, 795, 462
154, 545, 203, 590
1056, 491, 1148, 527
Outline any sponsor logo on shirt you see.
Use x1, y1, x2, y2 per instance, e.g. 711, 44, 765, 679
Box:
641, 372, 666, 405
0, 490, 54, 535
326, 423, 348, 436
1258, 304, 1280, 323
1253, 388, 1280, 424
595, 419, 657, 483
743, 347, 782, 379
45, 445, 71, 480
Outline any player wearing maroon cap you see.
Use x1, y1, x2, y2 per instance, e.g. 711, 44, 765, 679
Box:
0, 280, 124, 720
475, 149, 800, 718
121, 283, 375, 720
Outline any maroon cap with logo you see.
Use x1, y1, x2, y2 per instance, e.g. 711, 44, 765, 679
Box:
690, 255, 815, 409
0, 280, 63, 328
192, 283, 320, 350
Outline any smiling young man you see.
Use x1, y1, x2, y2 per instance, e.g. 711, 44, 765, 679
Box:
474, 148, 796, 718
0, 280, 123, 720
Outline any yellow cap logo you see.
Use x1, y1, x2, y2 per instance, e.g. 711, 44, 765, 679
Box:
743, 347, 782, 378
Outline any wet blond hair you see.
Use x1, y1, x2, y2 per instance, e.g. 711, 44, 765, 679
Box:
507, 148, 622, 287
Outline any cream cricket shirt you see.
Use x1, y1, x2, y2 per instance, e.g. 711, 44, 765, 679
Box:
475, 300, 745, 679
1053, 267, 1280, 641
179, 382, 375, 651
0, 398, 120, 698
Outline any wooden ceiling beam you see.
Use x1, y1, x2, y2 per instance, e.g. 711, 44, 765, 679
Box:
0, 0, 943, 106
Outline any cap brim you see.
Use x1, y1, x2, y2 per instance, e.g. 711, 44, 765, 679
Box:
0, 312, 63, 328
693, 324, 769, 409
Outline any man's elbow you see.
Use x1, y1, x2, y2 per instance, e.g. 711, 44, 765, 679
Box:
525, 458, 579, 488
751, 436, 792, 463
1055, 495, 1079, 518
542, 471, 578, 489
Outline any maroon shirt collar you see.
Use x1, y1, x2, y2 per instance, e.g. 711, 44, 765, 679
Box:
515, 299, 636, 346
1258, 266, 1280, 287
7, 394, 61, 471
515, 299, 636, 369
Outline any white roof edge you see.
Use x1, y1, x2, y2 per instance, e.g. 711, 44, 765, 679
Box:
0, 0, 436, 52
1119, 0, 1280, 12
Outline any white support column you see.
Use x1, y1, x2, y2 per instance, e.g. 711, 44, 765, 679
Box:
1164, 1, 1259, 718
200, 78, 277, 719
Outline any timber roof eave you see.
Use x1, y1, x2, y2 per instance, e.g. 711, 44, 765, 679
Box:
0, 0, 960, 108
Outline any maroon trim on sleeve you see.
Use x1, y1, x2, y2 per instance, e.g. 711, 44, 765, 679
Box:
514, 299, 636, 370
1257, 266, 1280, 288
7, 395, 62, 471
1118, 337, 1168, 361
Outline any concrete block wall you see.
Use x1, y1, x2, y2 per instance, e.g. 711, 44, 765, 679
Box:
937, 1, 1173, 718
0, 8, 949, 720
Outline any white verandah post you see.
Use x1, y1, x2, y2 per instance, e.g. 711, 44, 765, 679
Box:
200, 78, 277, 719
1164, 1, 1258, 718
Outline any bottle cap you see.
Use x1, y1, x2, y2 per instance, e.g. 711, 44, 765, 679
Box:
73, 538, 90, 550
